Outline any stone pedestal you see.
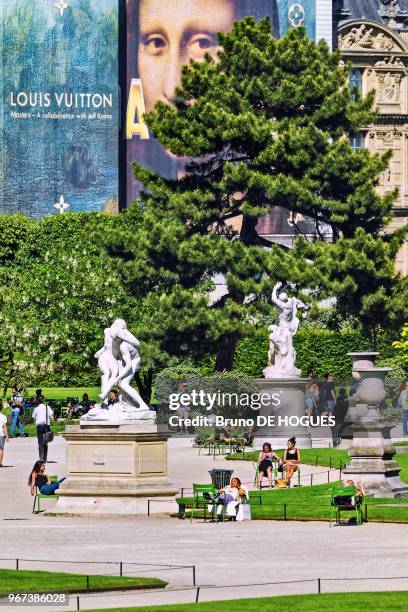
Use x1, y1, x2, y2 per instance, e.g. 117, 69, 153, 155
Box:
48, 423, 178, 516
343, 420, 408, 498
253, 378, 312, 450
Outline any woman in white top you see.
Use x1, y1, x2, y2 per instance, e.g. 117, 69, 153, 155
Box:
212, 477, 249, 518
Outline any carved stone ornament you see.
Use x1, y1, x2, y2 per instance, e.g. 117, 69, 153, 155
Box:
373, 55, 405, 69
338, 24, 403, 52
374, 130, 402, 142
377, 71, 402, 101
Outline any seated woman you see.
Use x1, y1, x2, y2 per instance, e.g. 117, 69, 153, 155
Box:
29, 461, 66, 496
282, 437, 301, 486
344, 479, 366, 503
210, 477, 248, 519
258, 442, 280, 488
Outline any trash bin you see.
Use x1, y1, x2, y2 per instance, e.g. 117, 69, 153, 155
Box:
209, 469, 233, 490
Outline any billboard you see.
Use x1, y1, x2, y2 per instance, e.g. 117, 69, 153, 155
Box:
124, 0, 318, 237
0, 0, 119, 217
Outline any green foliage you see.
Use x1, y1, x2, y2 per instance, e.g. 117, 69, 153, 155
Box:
154, 365, 203, 404
379, 357, 407, 424
231, 326, 403, 381
110, 18, 407, 373
232, 330, 269, 377
0, 213, 138, 389
393, 324, 408, 366
154, 366, 257, 417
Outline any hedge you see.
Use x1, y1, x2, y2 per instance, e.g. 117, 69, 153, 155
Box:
232, 326, 404, 381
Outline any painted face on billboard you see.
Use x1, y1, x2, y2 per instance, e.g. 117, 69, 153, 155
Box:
137, 0, 235, 112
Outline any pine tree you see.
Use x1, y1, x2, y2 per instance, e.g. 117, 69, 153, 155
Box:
112, 18, 407, 371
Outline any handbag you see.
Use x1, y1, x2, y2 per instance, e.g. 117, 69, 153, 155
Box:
236, 502, 251, 521
43, 405, 54, 444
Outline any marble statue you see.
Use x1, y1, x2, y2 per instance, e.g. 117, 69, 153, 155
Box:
263, 282, 305, 379
81, 319, 156, 424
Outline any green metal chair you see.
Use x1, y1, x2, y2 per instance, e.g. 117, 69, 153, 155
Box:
190, 484, 218, 523
281, 464, 301, 487
32, 475, 59, 514
330, 485, 364, 527
254, 460, 279, 488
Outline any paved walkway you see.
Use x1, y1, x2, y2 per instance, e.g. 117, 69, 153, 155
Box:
0, 436, 408, 610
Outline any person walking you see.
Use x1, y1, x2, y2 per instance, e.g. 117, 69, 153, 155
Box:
32, 398, 53, 462
320, 374, 336, 417
9, 388, 27, 438
0, 405, 9, 467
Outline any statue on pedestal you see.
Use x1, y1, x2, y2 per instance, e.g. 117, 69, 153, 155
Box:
263, 282, 305, 379
81, 319, 156, 424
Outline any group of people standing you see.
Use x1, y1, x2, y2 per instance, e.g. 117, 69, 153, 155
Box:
0, 385, 65, 498
0, 388, 53, 468
305, 372, 348, 419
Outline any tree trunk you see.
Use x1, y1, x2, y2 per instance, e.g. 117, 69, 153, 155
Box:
214, 215, 255, 371
135, 368, 154, 403
215, 331, 239, 372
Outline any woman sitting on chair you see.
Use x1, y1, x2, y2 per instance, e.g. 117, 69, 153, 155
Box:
344, 479, 366, 503
28, 461, 66, 496
282, 437, 301, 486
213, 477, 248, 519
258, 442, 280, 489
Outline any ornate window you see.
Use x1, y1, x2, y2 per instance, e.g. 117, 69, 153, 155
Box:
349, 68, 363, 100
350, 132, 364, 150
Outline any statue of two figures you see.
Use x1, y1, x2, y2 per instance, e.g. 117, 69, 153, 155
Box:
263, 282, 306, 379
81, 319, 156, 424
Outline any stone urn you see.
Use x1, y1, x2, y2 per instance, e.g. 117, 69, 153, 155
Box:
355, 366, 392, 422
348, 351, 379, 381
344, 364, 408, 497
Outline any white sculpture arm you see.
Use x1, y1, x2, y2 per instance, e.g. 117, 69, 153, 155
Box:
271, 282, 289, 310
111, 325, 140, 349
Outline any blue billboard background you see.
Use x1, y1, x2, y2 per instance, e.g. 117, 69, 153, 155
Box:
0, 0, 119, 217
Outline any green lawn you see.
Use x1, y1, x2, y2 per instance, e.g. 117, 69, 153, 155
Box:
2, 387, 99, 437
177, 448, 408, 523
87, 591, 408, 611
3, 387, 100, 402
16, 420, 73, 438
176, 480, 408, 523
228, 447, 408, 483
228, 447, 350, 469
0, 569, 166, 594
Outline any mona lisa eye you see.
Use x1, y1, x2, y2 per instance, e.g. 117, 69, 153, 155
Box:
186, 32, 218, 53
139, 33, 168, 55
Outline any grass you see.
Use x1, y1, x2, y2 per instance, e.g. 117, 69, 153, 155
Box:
86, 592, 408, 611
3, 387, 98, 437
176, 481, 408, 523
0, 569, 166, 594
177, 447, 408, 523
11, 420, 72, 438
3, 387, 100, 402
228, 447, 350, 469
228, 447, 408, 483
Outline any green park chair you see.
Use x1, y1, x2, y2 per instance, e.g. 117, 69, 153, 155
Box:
190, 484, 217, 523
254, 460, 279, 488
32, 475, 59, 514
330, 485, 364, 527
254, 460, 301, 488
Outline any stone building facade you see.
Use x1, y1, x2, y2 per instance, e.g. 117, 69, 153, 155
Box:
336, 1, 408, 273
